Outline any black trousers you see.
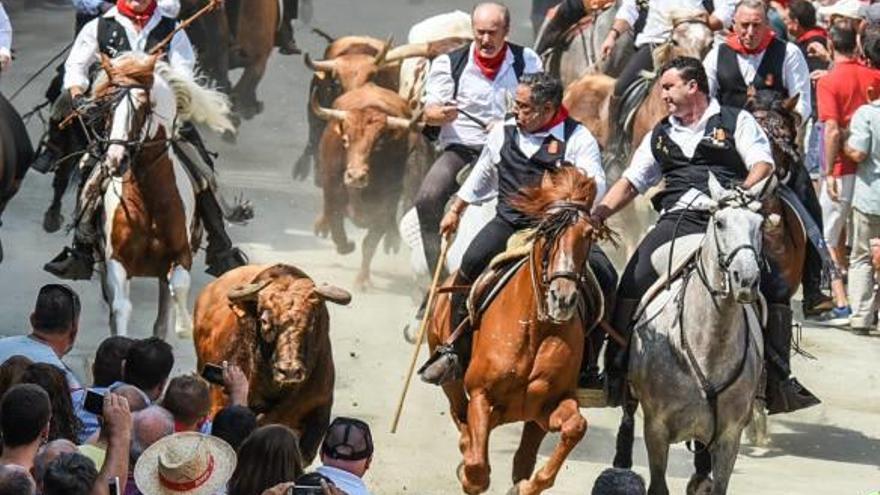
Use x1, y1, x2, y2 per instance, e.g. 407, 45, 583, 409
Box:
788, 161, 825, 301
415, 144, 482, 275
617, 210, 790, 304
613, 43, 654, 99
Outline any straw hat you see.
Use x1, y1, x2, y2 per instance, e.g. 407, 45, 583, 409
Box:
134, 432, 236, 495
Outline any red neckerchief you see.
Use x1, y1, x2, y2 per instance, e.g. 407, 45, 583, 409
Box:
797, 27, 828, 44
726, 30, 775, 56
473, 43, 508, 80
535, 106, 569, 134
116, 0, 156, 29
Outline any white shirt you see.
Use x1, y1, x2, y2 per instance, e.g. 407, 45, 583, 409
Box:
424, 43, 542, 147
0, 3, 11, 59
316, 466, 372, 495
623, 98, 774, 209
457, 117, 606, 204
615, 0, 734, 47
704, 39, 812, 119
72, 0, 180, 17
63, 8, 195, 90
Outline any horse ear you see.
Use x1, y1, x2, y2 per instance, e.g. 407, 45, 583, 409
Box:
707, 171, 725, 201
99, 53, 114, 78
782, 93, 800, 113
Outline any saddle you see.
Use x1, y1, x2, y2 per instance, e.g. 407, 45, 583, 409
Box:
619, 74, 652, 139
465, 229, 605, 332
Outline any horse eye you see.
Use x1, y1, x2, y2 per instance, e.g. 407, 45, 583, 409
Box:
715, 218, 725, 229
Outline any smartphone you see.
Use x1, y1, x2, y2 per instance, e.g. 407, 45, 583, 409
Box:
108, 476, 120, 495
83, 389, 105, 416
288, 486, 325, 495
201, 363, 225, 385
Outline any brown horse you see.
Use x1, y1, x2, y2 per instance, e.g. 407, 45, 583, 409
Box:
428, 167, 604, 495
90, 53, 233, 338
0, 92, 34, 263
180, 0, 276, 121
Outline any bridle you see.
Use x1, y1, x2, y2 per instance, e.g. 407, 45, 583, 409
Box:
529, 200, 594, 322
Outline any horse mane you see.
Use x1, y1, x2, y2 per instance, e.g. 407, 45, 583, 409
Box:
90, 52, 235, 135
746, 89, 801, 173
652, 9, 710, 67
154, 61, 236, 134
508, 166, 597, 219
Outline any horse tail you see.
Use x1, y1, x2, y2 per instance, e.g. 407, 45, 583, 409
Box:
156, 62, 236, 135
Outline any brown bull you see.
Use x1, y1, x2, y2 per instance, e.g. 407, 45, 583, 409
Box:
193, 263, 351, 462
312, 83, 422, 290
294, 35, 468, 181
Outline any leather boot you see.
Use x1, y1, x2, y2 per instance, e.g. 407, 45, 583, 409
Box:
419, 273, 472, 385
44, 241, 95, 280
276, 0, 301, 55
764, 303, 821, 415
198, 191, 247, 277
604, 297, 639, 407
534, 0, 587, 54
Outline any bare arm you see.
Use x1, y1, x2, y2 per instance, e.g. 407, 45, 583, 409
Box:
91, 394, 131, 495
591, 178, 639, 224
844, 143, 868, 163
743, 162, 774, 188
439, 197, 469, 237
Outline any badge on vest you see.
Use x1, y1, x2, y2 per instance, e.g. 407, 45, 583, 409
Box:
764, 73, 774, 87
703, 127, 730, 149
547, 139, 559, 155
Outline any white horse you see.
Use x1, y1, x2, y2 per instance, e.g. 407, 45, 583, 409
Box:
627, 173, 768, 494
89, 52, 234, 338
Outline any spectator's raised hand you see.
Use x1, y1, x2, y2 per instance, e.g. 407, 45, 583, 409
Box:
222, 361, 249, 406
102, 393, 132, 443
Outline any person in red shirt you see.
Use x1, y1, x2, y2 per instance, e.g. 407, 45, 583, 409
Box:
816, 19, 880, 321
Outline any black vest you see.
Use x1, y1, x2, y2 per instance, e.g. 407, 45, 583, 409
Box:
97, 16, 176, 58
649, 106, 748, 212
716, 37, 787, 109
496, 118, 579, 226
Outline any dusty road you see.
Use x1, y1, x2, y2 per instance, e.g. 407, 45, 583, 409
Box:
0, 0, 878, 493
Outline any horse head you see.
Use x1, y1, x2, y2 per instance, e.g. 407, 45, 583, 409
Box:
311, 91, 422, 188
705, 172, 771, 304
653, 10, 714, 67
510, 166, 605, 323
746, 88, 802, 179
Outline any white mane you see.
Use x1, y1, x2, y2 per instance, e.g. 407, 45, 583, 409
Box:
155, 60, 236, 135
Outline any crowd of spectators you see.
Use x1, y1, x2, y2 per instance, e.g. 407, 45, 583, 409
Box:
0, 285, 375, 495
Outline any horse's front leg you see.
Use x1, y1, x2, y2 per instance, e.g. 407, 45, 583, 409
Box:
167, 265, 193, 339
643, 422, 672, 495
232, 57, 268, 120
707, 432, 743, 495
513, 398, 586, 495
512, 421, 547, 485
460, 391, 494, 495
154, 276, 174, 340
104, 259, 132, 336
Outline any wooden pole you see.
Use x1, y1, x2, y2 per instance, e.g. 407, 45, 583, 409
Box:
390, 236, 451, 433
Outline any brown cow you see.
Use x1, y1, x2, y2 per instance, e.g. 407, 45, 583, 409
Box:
311, 84, 422, 290
193, 263, 351, 462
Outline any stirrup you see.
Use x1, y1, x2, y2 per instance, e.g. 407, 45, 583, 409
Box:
418, 344, 463, 386
205, 247, 248, 277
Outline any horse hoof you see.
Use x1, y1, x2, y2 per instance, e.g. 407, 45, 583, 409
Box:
43, 206, 63, 233
353, 275, 371, 292
506, 482, 522, 495
221, 130, 237, 144
336, 241, 355, 255
686, 474, 713, 495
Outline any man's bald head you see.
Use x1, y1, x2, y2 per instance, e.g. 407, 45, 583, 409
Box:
34, 439, 78, 488
113, 385, 149, 412
130, 406, 174, 463
472, 2, 510, 58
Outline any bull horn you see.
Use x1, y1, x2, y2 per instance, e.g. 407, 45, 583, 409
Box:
385, 36, 471, 64
303, 53, 338, 74
383, 42, 430, 63
227, 278, 272, 301
372, 35, 394, 65
386, 107, 425, 131
310, 91, 349, 122
314, 284, 352, 306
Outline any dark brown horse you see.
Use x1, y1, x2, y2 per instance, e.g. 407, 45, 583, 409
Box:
428, 167, 605, 495
0, 92, 35, 263
180, 0, 277, 121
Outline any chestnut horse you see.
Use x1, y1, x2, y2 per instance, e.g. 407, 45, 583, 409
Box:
564, 11, 713, 262
179, 0, 277, 120
428, 167, 605, 495
90, 52, 234, 338
0, 92, 34, 263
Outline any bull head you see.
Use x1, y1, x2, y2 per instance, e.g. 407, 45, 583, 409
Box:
227, 266, 351, 386
303, 35, 393, 91
311, 92, 422, 188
